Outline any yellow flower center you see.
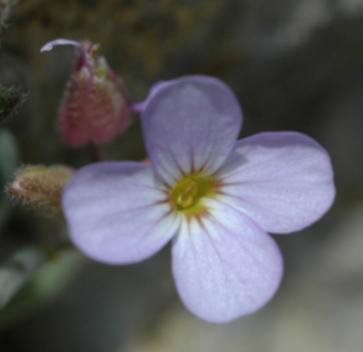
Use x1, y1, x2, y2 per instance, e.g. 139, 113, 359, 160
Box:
169, 175, 218, 216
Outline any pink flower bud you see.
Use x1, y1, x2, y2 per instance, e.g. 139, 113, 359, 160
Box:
42, 39, 132, 147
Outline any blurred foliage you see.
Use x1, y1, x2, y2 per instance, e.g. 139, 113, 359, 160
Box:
0, 247, 46, 309
0, 85, 26, 125
0, 0, 18, 33
6, 0, 226, 79
0, 128, 17, 227
0, 249, 82, 327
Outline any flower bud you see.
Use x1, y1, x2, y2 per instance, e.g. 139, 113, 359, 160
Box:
41, 39, 132, 147
7, 165, 73, 213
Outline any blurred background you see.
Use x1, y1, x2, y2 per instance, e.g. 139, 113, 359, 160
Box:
0, 0, 362, 351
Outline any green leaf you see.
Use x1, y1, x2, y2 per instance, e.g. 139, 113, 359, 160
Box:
0, 247, 45, 309
0, 248, 82, 325
0, 128, 18, 226
0, 128, 18, 180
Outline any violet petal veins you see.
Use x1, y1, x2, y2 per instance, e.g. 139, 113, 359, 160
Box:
172, 200, 283, 323
142, 75, 242, 185
62, 75, 335, 323
217, 132, 335, 234
63, 162, 180, 264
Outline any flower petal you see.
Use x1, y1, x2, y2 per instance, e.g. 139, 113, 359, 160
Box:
141, 75, 242, 185
172, 199, 283, 323
62, 162, 180, 264
218, 132, 335, 234
41, 38, 80, 53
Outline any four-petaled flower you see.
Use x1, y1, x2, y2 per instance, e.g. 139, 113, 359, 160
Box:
62, 76, 335, 323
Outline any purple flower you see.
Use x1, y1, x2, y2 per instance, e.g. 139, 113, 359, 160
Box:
62, 76, 335, 323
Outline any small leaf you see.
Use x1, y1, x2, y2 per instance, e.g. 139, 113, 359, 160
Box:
0, 248, 82, 326
0, 128, 18, 226
0, 247, 45, 309
0, 128, 18, 181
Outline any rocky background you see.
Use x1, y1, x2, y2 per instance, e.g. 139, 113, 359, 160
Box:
0, 0, 363, 351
